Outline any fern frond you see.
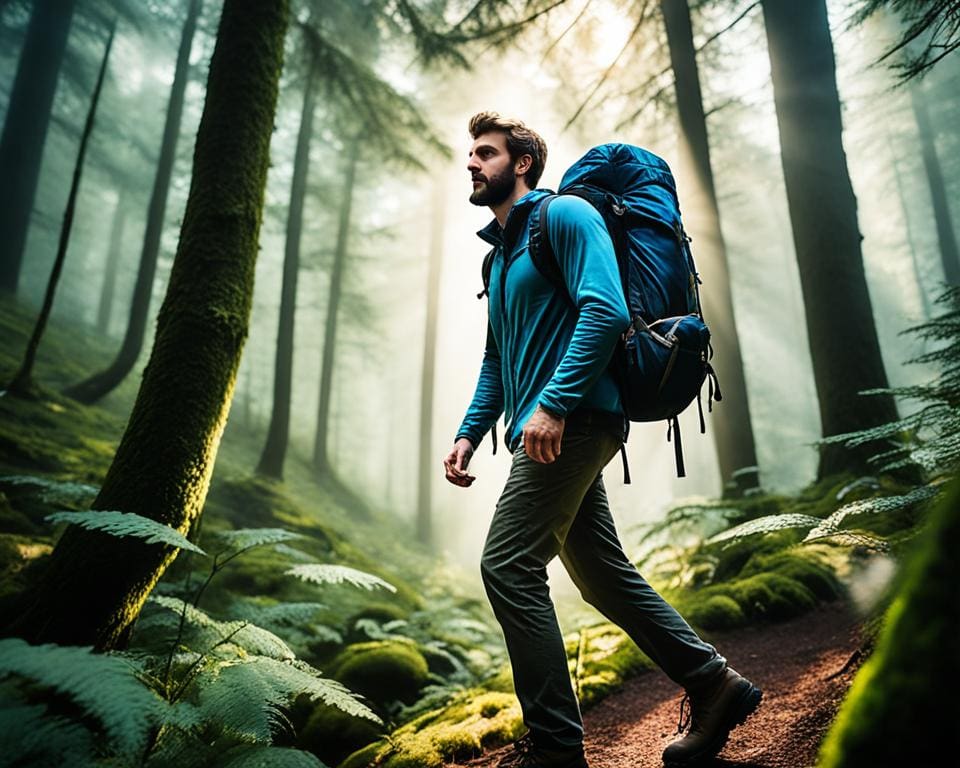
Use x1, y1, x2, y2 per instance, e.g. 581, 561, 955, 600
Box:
0, 475, 100, 506
147, 596, 295, 661
211, 528, 303, 553
0, 638, 167, 756
704, 514, 822, 546
214, 745, 326, 767
271, 544, 316, 562
46, 511, 206, 555
805, 485, 940, 541
192, 656, 380, 742
285, 564, 397, 592
0, 699, 98, 767
229, 601, 327, 631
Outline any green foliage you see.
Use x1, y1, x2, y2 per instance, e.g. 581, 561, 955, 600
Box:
46, 510, 206, 554
215, 745, 326, 768
683, 595, 745, 631
299, 700, 385, 767
211, 528, 304, 554
854, 0, 960, 80
331, 640, 430, 705
0, 638, 167, 756
571, 624, 655, 709
144, 596, 296, 661
817, 474, 960, 767
286, 564, 397, 593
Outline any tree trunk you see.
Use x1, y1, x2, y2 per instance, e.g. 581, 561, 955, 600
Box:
64, 0, 203, 404
416, 181, 445, 546
7, 21, 116, 397
909, 78, 960, 286
256, 49, 319, 479
0, 0, 76, 294
9, 0, 289, 650
313, 141, 361, 476
761, 0, 899, 478
887, 133, 932, 321
660, 0, 760, 495
97, 197, 128, 335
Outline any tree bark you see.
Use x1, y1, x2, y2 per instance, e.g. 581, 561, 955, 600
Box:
65, 0, 203, 404
97, 197, 128, 335
416, 181, 445, 546
256, 46, 319, 479
0, 0, 77, 294
9, 0, 289, 650
313, 140, 361, 475
660, 0, 760, 495
909, 78, 960, 286
8, 21, 116, 396
761, 0, 899, 478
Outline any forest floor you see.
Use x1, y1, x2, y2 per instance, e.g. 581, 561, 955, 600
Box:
451, 597, 866, 768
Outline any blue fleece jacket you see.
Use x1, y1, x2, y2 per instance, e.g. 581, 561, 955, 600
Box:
455, 189, 631, 452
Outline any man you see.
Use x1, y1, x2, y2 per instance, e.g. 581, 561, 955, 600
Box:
443, 112, 762, 768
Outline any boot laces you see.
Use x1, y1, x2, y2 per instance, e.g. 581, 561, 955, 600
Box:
676, 692, 692, 734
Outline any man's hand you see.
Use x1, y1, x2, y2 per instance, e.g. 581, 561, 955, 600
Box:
523, 405, 565, 464
444, 437, 476, 487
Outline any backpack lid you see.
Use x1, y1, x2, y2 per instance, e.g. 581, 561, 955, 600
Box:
558, 143, 681, 228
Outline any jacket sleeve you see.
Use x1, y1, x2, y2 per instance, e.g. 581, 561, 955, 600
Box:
455, 320, 505, 447
537, 195, 630, 417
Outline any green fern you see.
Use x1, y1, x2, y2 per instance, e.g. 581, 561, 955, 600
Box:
0, 474, 99, 506
46, 510, 206, 555
0, 698, 98, 768
804, 485, 941, 542
0, 638, 167, 756
145, 596, 295, 661
190, 656, 381, 742
214, 744, 326, 767
285, 564, 397, 592
704, 514, 822, 547
210, 528, 303, 554
228, 601, 328, 630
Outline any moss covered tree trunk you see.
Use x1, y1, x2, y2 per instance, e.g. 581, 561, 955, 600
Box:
11, 0, 289, 650
256, 46, 319, 480
818, 476, 960, 766
313, 140, 360, 476
661, 0, 760, 495
416, 180, 445, 546
761, 0, 899, 478
0, 0, 76, 294
65, 0, 203, 404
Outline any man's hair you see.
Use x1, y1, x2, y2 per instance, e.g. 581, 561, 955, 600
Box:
468, 111, 547, 189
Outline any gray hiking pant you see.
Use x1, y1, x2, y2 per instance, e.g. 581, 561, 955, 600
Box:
480, 408, 727, 751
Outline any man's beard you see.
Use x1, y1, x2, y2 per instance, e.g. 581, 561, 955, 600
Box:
469, 166, 517, 206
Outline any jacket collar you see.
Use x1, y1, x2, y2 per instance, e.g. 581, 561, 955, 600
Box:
476, 188, 554, 250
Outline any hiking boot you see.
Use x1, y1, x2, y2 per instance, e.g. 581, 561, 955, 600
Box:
662, 666, 762, 766
496, 733, 589, 768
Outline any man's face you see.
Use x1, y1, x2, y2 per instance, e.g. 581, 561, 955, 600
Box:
467, 131, 517, 207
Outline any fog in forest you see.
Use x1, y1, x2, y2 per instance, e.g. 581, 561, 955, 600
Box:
0, 0, 955, 571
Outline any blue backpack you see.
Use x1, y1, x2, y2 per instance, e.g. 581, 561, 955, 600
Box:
480, 143, 722, 480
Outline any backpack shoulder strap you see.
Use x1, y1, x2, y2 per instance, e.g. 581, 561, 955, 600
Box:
528, 194, 574, 306
477, 246, 496, 299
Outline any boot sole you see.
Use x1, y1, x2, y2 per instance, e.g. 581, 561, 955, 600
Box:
662, 683, 763, 767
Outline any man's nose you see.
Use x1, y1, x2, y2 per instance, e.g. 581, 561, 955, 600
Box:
467, 156, 480, 173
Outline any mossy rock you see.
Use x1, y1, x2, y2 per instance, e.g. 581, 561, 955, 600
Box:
684, 594, 746, 631
573, 624, 655, 709
713, 572, 816, 621
710, 528, 805, 583
331, 640, 429, 705
299, 701, 385, 767
740, 549, 842, 602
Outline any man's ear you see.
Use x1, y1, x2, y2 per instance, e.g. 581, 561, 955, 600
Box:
515, 153, 533, 177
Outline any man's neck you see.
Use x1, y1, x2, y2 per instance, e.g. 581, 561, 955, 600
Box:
491, 183, 532, 229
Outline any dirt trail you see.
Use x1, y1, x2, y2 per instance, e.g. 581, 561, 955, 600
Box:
453, 598, 866, 768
